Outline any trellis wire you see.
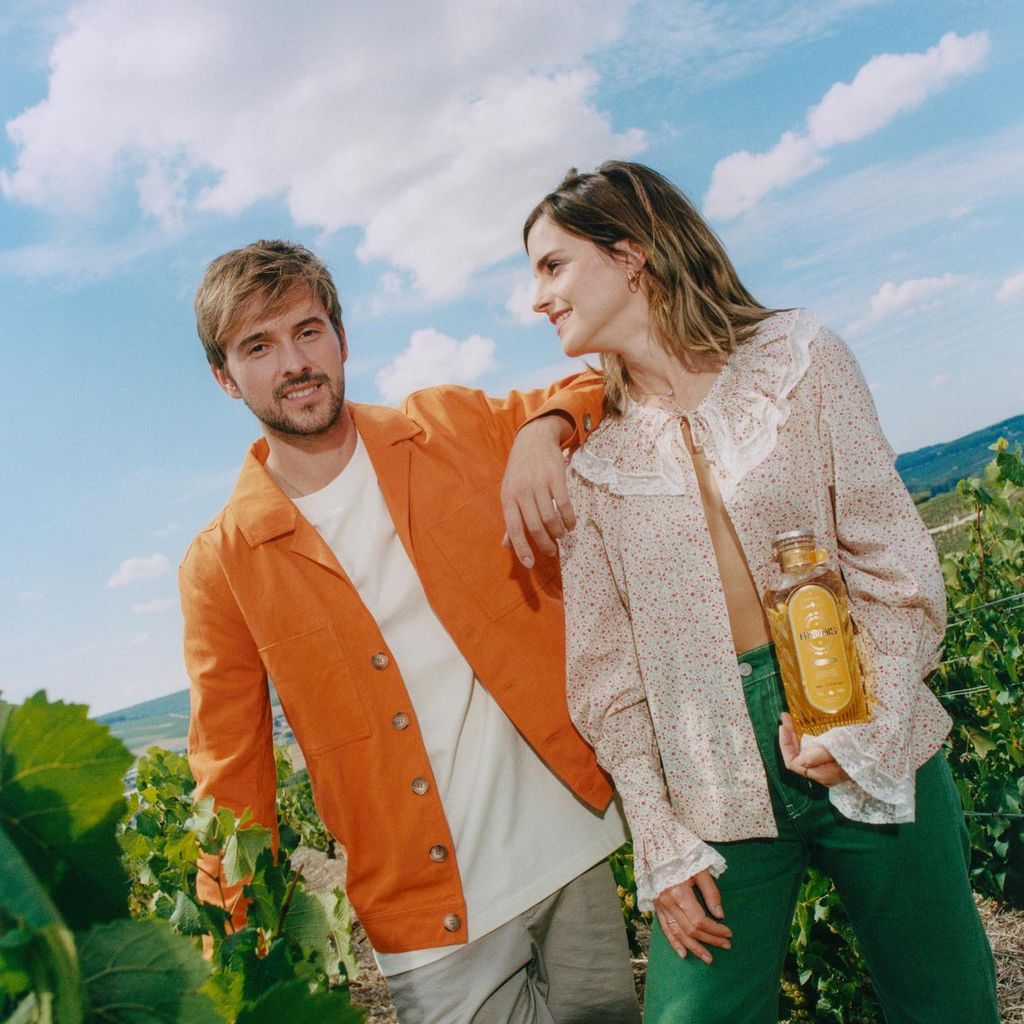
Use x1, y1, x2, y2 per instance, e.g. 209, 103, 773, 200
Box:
934, 589, 1023, 693
946, 590, 1024, 627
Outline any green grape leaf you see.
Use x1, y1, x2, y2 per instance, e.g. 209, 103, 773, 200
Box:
241, 849, 287, 934
0, 821, 65, 930
0, 692, 132, 929
79, 918, 220, 1024
201, 968, 244, 1021
996, 446, 1024, 486
302, 889, 359, 981
240, 937, 294, 1002
222, 824, 272, 886
169, 891, 205, 936
235, 979, 364, 1024
964, 727, 996, 759
279, 889, 330, 957
184, 797, 218, 845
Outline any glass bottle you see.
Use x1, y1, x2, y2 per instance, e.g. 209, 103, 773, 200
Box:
763, 529, 871, 737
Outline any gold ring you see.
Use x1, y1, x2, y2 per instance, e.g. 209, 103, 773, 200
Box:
802, 765, 809, 778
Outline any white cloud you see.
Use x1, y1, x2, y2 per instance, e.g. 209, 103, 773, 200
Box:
930, 373, 952, 387
704, 31, 989, 219
806, 31, 990, 148
704, 132, 825, 221
1, 0, 643, 297
107, 553, 170, 589
152, 522, 179, 538
0, 232, 160, 281
717, 124, 1024, 281
376, 329, 498, 403
132, 597, 176, 615
845, 273, 965, 336
995, 270, 1024, 303
505, 273, 544, 326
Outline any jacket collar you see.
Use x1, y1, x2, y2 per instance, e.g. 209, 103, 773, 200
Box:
227, 402, 422, 548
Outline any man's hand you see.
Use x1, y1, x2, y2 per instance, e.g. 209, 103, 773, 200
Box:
653, 869, 732, 963
779, 712, 850, 786
501, 414, 576, 567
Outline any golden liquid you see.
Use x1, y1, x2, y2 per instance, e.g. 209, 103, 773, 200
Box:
764, 566, 871, 737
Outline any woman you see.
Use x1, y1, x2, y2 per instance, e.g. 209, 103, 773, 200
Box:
523, 161, 998, 1023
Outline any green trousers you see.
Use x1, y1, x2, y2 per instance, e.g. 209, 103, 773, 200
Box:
643, 643, 999, 1024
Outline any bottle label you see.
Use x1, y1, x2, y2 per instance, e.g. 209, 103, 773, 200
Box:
786, 584, 853, 714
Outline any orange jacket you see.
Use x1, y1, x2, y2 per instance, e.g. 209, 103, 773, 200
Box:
181, 378, 609, 953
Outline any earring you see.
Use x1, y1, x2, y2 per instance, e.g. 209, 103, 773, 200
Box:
627, 268, 641, 293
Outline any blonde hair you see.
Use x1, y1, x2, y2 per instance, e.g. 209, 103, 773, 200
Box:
524, 161, 777, 413
194, 240, 343, 369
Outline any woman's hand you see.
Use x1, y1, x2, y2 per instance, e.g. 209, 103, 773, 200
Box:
778, 712, 851, 786
500, 413, 576, 567
653, 869, 732, 963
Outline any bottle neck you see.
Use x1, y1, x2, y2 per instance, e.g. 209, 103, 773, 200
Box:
778, 546, 821, 573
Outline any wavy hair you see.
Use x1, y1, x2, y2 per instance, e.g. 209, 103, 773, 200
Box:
524, 161, 777, 412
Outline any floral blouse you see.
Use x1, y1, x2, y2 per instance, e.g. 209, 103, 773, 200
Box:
560, 309, 951, 909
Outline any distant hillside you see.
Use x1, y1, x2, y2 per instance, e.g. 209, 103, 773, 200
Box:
96, 688, 189, 724
896, 414, 1024, 497
98, 686, 282, 756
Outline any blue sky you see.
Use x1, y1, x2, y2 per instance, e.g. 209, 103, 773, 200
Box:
2, 0, 1022, 715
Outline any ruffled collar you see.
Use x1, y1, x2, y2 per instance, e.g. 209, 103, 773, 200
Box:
571, 308, 821, 502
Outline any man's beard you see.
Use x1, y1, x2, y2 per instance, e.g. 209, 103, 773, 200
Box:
241, 372, 346, 439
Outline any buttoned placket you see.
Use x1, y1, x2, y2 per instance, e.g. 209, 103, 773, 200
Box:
373, 645, 464, 937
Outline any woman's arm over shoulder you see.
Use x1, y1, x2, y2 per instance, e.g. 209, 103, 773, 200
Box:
807, 327, 950, 823
560, 485, 726, 907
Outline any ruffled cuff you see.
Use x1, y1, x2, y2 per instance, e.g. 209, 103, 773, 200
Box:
632, 821, 727, 912
806, 725, 914, 824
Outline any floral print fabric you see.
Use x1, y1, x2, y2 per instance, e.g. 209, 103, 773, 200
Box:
560, 309, 951, 908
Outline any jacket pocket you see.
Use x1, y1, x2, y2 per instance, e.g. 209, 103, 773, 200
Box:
428, 481, 561, 620
259, 625, 372, 753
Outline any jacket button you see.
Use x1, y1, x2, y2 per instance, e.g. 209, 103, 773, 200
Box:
411, 777, 429, 795
738, 662, 753, 678
583, 412, 593, 432
392, 712, 410, 730
429, 844, 448, 862
443, 913, 461, 932
371, 652, 389, 669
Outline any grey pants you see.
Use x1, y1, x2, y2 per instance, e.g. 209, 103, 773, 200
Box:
387, 860, 641, 1024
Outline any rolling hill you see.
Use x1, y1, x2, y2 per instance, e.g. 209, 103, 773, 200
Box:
895, 414, 1024, 497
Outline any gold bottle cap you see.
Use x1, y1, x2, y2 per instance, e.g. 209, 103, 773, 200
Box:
773, 530, 827, 571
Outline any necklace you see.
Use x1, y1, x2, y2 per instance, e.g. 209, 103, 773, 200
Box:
628, 380, 685, 412
630, 384, 673, 401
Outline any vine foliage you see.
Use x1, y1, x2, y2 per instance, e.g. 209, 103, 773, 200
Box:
0, 702, 363, 1023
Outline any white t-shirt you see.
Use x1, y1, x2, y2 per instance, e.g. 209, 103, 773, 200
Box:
292, 433, 627, 976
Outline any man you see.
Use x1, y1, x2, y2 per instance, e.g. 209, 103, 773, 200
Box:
180, 240, 639, 1023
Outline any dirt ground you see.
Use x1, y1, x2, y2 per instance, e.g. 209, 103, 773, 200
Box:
293, 848, 1024, 1023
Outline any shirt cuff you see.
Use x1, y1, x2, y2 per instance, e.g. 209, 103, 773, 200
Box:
806, 725, 915, 824
632, 822, 727, 912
